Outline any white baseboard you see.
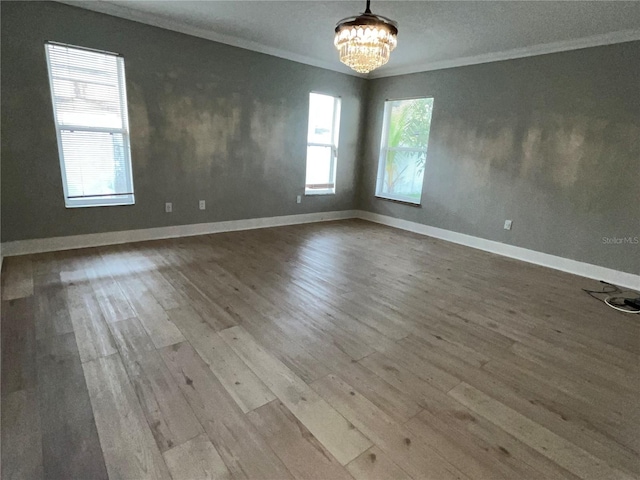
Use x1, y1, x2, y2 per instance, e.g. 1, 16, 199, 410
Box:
357, 210, 640, 291
0, 210, 357, 257
2, 208, 637, 291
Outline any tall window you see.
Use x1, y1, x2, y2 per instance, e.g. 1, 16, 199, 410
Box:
45, 42, 134, 208
376, 97, 434, 204
305, 93, 341, 195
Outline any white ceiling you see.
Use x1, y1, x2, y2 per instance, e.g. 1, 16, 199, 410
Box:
63, 1, 640, 78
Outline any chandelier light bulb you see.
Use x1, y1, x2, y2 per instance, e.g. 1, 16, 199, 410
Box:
334, 0, 398, 74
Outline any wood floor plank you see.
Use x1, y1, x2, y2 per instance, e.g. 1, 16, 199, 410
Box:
346, 446, 412, 480
156, 267, 237, 331
118, 276, 186, 348
477, 356, 638, 475
405, 406, 539, 480
448, 382, 634, 480
31, 252, 59, 278
220, 325, 373, 465
311, 374, 468, 480
163, 433, 232, 480
247, 400, 354, 480
378, 341, 461, 393
1, 389, 43, 480
398, 327, 639, 470
160, 341, 293, 480
260, 309, 422, 424
512, 341, 638, 399
397, 334, 488, 385
1, 255, 34, 300
219, 294, 331, 383
288, 308, 375, 361
360, 351, 454, 409
101, 245, 185, 314
65, 282, 118, 363
138, 271, 184, 311
121, 348, 204, 452
528, 322, 638, 371
167, 305, 276, 413
456, 306, 638, 373
34, 277, 74, 340
330, 294, 411, 341
496, 346, 636, 418
36, 332, 108, 480
409, 407, 581, 480
360, 353, 581, 479
109, 316, 156, 362
82, 354, 172, 479
300, 301, 398, 353
1, 297, 37, 394
89, 275, 137, 323
481, 356, 640, 457
83, 256, 137, 323
96, 244, 143, 277
330, 360, 422, 425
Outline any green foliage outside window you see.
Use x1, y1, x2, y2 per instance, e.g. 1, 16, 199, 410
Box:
381, 98, 433, 201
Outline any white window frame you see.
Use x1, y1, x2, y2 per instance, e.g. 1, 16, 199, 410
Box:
45, 42, 135, 208
375, 97, 433, 205
305, 93, 341, 196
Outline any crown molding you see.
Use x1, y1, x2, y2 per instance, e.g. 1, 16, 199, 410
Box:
56, 1, 639, 80
56, 0, 365, 78
369, 29, 640, 79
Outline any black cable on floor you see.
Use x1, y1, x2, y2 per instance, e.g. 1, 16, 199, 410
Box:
582, 281, 640, 314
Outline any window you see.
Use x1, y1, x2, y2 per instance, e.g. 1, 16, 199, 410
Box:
376, 97, 434, 204
45, 42, 134, 208
305, 92, 341, 195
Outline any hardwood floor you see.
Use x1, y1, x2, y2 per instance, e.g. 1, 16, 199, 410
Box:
1, 219, 638, 480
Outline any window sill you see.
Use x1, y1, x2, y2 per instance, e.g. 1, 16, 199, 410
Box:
375, 195, 421, 207
305, 191, 335, 196
65, 199, 135, 208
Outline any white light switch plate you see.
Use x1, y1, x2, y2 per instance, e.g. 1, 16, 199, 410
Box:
199, 200, 206, 210
165, 202, 172, 213
504, 220, 512, 230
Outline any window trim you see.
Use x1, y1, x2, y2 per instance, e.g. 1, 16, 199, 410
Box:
305, 92, 341, 196
375, 97, 433, 205
45, 42, 135, 208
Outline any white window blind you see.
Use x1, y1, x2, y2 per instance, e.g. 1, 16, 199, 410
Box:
305, 93, 341, 195
45, 42, 135, 208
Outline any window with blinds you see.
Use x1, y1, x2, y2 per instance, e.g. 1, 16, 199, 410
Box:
45, 42, 135, 208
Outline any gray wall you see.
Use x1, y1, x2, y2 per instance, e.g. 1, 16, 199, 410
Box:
1, 1, 365, 242
359, 42, 640, 274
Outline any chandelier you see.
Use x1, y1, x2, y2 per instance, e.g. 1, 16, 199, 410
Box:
334, 0, 398, 74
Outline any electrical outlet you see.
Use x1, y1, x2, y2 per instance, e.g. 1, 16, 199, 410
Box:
165, 202, 172, 213
504, 219, 512, 230
199, 200, 206, 210
296, 195, 302, 204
